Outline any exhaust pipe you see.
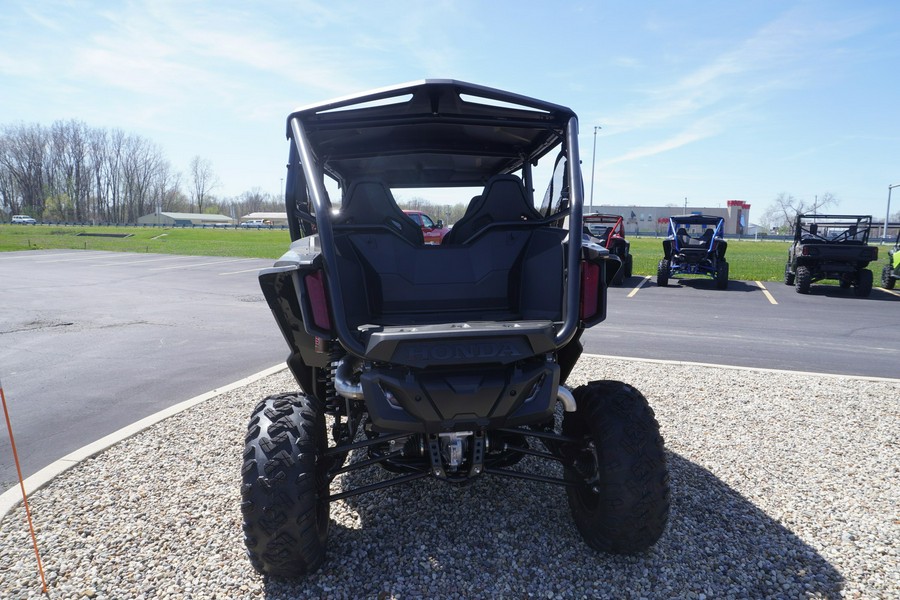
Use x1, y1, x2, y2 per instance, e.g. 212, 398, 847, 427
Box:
334, 358, 364, 400
557, 386, 576, 412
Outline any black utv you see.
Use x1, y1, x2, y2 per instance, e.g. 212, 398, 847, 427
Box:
241, 80, 670, 577
784, 214, 878, 296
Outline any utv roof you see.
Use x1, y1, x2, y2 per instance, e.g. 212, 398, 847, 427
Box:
286, 79, 577, 188
669, 214, 724, 226
796, 214, 872, 223
584, 214, 624, 223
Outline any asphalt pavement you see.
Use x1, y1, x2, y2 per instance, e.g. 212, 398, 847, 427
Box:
582, 274, 900, 378
0, 250, 285, 492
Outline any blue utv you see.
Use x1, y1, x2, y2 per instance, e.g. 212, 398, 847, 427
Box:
657, 214, 729, 289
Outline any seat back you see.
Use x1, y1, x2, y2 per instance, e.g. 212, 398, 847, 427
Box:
442, 174, 542, 244
336, 179, 423, 245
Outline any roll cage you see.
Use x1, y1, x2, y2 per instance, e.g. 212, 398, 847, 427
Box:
668, 214, 725, 253
792, 214, 872, 244
280, 79, 587, 357
583, 213, 625, 248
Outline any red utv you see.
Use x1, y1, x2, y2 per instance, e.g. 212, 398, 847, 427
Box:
584, 213, 632, 284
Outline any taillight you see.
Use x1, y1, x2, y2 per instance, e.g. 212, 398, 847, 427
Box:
304, 270, 331, 330
580, 261, 600, 320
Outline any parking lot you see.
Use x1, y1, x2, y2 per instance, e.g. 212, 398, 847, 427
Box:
585, 273, 900, 378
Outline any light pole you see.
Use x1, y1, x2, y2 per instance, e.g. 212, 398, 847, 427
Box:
884, 183, 899, 242
589, 126, 601, 213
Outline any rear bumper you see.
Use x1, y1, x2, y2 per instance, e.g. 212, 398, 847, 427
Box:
362, 360, 560, 434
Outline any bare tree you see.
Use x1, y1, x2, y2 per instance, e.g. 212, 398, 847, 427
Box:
1, 120, 272, 224
765, 192, 840, 233
45, 120, 92, 222
120, 135, 170, 222
0, 123, 48, 217
86, 127, 108, 223
189, 156, 218, 213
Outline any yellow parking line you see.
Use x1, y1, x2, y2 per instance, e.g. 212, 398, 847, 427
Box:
879, 287, 900, 298
627, 276, 650, 298
755, 280, 778, 304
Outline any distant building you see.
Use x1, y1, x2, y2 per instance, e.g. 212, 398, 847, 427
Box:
240, 212, 289, 226
137, 211, 234, 226
591, 200, 751, 236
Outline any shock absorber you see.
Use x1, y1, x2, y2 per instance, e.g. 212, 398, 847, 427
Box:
323, 348, 350, 442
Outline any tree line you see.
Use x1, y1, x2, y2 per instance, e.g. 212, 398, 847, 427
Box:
0, 120, 284, 223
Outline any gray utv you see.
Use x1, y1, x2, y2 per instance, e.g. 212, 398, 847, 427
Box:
241, 80, 669, 577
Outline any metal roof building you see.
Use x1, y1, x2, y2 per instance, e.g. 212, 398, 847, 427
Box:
137, 212, 234, 226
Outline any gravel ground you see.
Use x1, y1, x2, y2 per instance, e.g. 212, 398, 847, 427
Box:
1, 356, 898, 599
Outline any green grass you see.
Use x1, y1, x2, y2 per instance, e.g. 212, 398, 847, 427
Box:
629, 236, 790, 281
0, 224, 290, 258
0, 225, 808, 282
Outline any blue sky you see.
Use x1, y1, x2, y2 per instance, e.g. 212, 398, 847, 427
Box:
2, 0, 899, 222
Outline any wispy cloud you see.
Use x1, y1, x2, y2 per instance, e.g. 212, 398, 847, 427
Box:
601, 116, 723, 167
602, 5, 877, 165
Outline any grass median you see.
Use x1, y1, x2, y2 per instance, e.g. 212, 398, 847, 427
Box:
1, 224, 796, 281
0, 224, 291, 259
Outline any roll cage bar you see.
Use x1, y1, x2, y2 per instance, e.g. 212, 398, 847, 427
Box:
793, 214, 872, 244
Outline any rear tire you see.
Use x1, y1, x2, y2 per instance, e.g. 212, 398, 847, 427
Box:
784, 263, 795, 286
562, 381, 669, 553
656, 259, 669, 287
795, 266, 811, 294
853, 269, 873, 297
882, 265, 896, 289
715, 260, 729, 290
241, 393, 329, 578
624, 254, 633, 279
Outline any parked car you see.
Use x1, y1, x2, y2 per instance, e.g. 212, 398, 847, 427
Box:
240, 219, 273, 228
11, 214, 37, 224
657, 214, 729, 289
403, 210, 450, 244
583, 213, 631, 284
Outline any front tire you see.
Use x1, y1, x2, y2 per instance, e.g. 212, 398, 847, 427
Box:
656, 259, 669, 287
241, 393, 329, 578
882, 264, 896, 289
562, 381, 669, 553
715, 260, 729, 290
795, 265, 811, 294
624, 254, 633, 279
